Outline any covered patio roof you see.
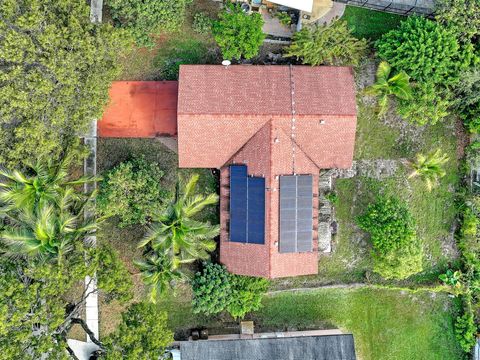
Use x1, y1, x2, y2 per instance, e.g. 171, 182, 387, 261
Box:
269, 0, 314, 12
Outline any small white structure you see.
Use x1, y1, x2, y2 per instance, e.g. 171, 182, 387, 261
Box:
67, 340, 99, 360
268, 0, 313, 12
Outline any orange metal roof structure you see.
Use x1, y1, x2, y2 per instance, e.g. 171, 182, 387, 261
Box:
98, 81, 178, 138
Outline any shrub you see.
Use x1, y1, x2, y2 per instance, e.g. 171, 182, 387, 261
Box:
102, 302, 174, 359
357, 196, 423, 279
212, 4, 265, 60
191, 263, 232, 316
453, 69, 480, 133
397, 82, 451, 126
154, 38, 211, 80
285, 20, 368, 66
435, 0, 480, 40
193, 13, 213, 34
192, 263, 269, 319
325, 191, 339, 205
454, 297, 477, 353
106, 0, 191, 47
226, 275, 269, 319
97, 158, 169, 227
376, 16, 477, 85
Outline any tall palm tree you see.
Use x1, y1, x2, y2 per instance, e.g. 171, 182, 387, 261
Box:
0, 152, 96, 214
134, 249, 184, 303
1, 189, 97, 263
138, 174, 219, 264
365, 61, 413, 116
409, 149, 449, 191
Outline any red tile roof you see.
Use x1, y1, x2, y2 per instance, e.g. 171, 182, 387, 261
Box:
177, 65, 357, 278
98, 81, 178, 138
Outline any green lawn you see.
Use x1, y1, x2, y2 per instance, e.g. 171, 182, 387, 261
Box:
343, 6, 405, 41
157, 287, 463, 360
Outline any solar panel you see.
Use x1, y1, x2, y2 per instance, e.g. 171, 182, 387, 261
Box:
279, 175, 313, 253
229, 165, 265, 244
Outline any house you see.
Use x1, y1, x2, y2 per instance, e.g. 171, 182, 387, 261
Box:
177, 65, 357, 278
175, 329, 357, 360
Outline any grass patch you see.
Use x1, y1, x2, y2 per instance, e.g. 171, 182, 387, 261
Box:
157, 287, 463, 360
343, 6, 405, 41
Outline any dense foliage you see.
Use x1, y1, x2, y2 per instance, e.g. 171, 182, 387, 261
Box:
97, 158, 169, 227
454, 297, 477, 353
192, 263, 269, 319
106, 0, 191, 47
435, 0, 480, 40
397, 82, 451, 125
286, 20, 368, 66
453, 69, 480, 133
376, 16, 477, 86
212, 4, 265, 60
102, 302, 174, 360
0, 0, 128, 167
357, 196, 423, 279
193, 12, 213, 34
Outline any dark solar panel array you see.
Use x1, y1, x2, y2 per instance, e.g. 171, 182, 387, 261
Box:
229, 165, 265, 244
279, 175, 313, 253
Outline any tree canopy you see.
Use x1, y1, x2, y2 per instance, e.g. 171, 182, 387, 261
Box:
212, 4, 265, 60
0, 0, 129, 167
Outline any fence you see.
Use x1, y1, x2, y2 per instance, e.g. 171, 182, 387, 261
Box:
334, 0, 435, 17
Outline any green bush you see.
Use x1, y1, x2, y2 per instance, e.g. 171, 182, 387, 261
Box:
193, 13, 213, 34
376, 16, 477, 85
226, 275, 269, 319
97, 158, 170, 227
285, 20, 368, 66
397, 82, 451, 126
191, 263, 232, 316
453, 69, 480, 133
357, 196, 424, 279
435, 0, 480, 40
325, 191, 339, 205
212, 4, 265, 60
454, 297, 477, 353
154, 38, 211, 80
106, 0, 191, 47
192, 263, 269, 319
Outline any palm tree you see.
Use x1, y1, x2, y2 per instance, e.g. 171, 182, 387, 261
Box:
365, 61, 413, 116
0, 189, 97, 263
138, 174, 219, 264
134, 249, 184, 303
0, 152, 96, 214
408, 149, 449, 191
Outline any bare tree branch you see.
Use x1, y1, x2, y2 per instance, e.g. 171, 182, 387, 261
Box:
71, 318, 105, 349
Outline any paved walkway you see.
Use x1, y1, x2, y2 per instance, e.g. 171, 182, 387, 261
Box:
315, 2, 346, 25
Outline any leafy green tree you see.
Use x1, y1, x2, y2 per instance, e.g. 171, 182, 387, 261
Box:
435, 0, 480, 40
106, 0, 191, 48
408, 149, 449, 191
192, 262, 233, 315
139, 174, 219, 265
364, 61, 412, 116
454, 297, 477, 353
134, 249, 184, 303
0, 0, 129, 167
286, 20, 368, 66
192, 263, 269, 319
97, 158, 170, 227
397, 82, 451, 126
376, 16, 477, 85
212, 4, 265, 60
101, 302, 174, 360
0, 247, 133, 359
357, 196, 423, 279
